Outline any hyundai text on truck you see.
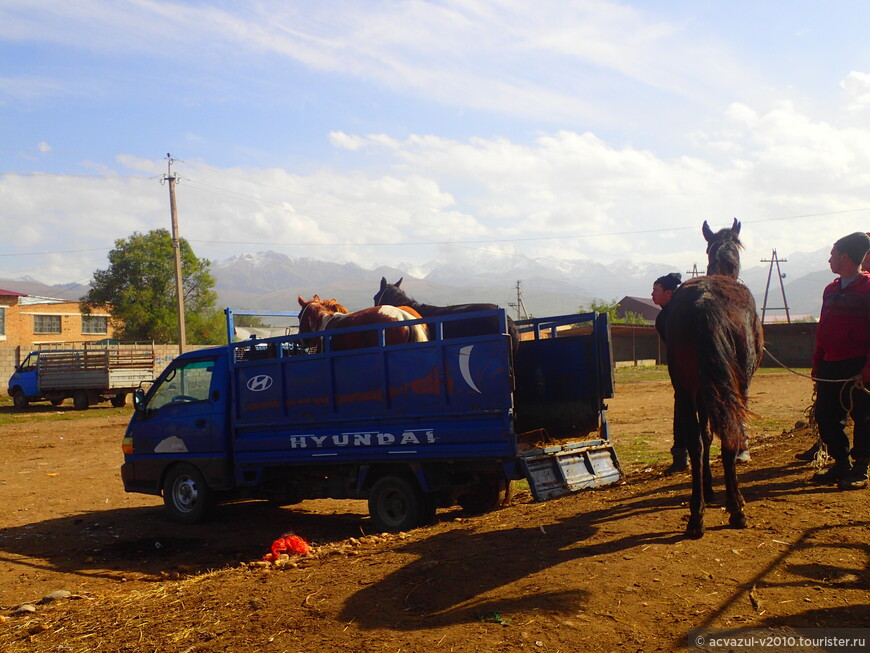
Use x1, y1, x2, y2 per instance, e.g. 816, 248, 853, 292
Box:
9, 343, 156, 410
121, 308, 621, 532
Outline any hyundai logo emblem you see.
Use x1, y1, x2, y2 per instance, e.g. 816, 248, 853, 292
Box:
247, 375, 273, 392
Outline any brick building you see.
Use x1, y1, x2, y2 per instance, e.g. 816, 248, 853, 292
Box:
0, 288, 116, 349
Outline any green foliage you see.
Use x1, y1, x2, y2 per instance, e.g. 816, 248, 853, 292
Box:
81, 229, 224, 344
579, 298, 620, 320
235, 315, 268, 328
621, 310, 648, 325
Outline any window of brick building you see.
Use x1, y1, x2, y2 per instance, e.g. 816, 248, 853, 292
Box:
34, 314, 61, 334
82, 315, 108, 334
0, 307, 5, 336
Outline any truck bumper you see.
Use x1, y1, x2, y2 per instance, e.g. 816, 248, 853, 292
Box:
121, 461, 161, 496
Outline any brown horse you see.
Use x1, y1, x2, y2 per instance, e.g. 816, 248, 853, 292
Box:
297, 295, 428, 351
665, 219, 764, 538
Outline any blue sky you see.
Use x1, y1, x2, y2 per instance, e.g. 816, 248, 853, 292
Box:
2, 0, 870, 286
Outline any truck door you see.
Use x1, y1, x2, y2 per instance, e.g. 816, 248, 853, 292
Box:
129, 356, 228, 466
9, 353, 40, 397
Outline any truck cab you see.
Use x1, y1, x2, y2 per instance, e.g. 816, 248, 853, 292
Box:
8, 352, 42, 409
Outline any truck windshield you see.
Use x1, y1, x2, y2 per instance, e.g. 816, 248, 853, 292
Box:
147, 359, 214, 412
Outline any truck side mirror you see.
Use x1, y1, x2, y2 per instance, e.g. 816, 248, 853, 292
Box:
132, 388, 146, 412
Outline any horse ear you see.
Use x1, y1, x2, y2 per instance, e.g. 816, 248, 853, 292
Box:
732, 218, 741, 235
395, 277, 403, 288
702, 220, 714, 242
297, 295, 306, 308
379, 277, 387, 291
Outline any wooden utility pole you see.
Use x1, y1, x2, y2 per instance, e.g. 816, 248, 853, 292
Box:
508, 280, 529, 320
686, 263, 701, 278
165, 153, 186, 354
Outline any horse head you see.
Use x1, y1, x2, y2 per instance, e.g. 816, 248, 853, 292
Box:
373, 276, 410, 307
297, 295, 329, 333
702, 218, 742, 279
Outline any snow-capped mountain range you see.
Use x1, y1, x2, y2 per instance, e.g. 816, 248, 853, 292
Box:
2, 247, 834, 320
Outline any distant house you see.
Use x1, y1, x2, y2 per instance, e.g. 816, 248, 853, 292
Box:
616, 296, 660, 323
0, 289, 116, 349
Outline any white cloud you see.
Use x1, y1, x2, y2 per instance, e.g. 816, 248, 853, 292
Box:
841, 70, 870, 113
6, 87, 870, 285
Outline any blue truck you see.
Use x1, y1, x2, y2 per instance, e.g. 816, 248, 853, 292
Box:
121, 308, 620, 531
9, 344, 155, 410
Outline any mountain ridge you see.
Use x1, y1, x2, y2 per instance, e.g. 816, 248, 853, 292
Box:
1, 247, 833, 319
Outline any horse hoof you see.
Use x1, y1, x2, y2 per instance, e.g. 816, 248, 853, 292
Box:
684, 523, 705, 539
729, 514, 747, 529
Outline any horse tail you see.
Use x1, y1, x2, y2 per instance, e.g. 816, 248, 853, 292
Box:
694, 285, 759, 451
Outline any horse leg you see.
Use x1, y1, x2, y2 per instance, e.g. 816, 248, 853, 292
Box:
721, 438, 747, 529
676, 393, 705, 539
700, 410, 715, 504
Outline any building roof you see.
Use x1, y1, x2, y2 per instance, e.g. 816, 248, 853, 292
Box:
617, 296, 661, 322
0, 288, 27, 297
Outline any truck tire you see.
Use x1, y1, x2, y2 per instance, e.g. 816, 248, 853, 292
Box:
457, 477, 509, 514
72, 390, 89, 411
12, 390, 29, 410
368, 475, 427, 533
49, 397, 64, 407
163, 464, 213, 525
110, 393, 127, 408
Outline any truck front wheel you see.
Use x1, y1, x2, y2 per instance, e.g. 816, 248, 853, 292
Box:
72, 390, 89, 410
368, 475, 427, 533
163, 464, 213, 524
12, 390, 28, 410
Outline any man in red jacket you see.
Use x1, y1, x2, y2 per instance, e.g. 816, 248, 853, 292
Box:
811, 231, 870, 489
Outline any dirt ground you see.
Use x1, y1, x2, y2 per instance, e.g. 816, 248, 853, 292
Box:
0, 370, 867, 652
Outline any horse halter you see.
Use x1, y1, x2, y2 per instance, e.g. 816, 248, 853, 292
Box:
297, 301, 320, 333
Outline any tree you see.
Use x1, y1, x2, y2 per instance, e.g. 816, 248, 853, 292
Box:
81, 229, 224, 344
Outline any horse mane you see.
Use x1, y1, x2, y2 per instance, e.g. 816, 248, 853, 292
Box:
321, 298, 349, 314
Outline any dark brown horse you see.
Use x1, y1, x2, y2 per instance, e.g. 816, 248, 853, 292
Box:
373, 277, 520, 353
297, 295, 428, 351
665, 219, 764, 538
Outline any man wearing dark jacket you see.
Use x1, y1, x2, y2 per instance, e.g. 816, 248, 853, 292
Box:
811, 231, 870, 489
652, 272, 688, 473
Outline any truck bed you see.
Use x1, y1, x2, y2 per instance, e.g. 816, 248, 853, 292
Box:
228, 310, 619, 496
39, 348, 155, 390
